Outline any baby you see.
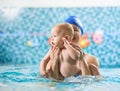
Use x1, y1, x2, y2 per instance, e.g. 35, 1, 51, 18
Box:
40, 23, 85, 80
40, 16, 100, 80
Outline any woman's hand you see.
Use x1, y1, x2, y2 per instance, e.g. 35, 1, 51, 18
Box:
50, 47, 60, 61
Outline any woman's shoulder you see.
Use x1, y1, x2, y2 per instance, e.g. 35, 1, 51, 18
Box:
85, 53, 96, 58
84, 53, 99, 67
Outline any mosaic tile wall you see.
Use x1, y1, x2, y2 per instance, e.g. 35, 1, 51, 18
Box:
0, 8, 120, 67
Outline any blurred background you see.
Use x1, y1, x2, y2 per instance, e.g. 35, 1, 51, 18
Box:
0, 7, 120, 68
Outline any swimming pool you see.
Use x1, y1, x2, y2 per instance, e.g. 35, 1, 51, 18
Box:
0, 7, 120, 91
0, 65, 120, 91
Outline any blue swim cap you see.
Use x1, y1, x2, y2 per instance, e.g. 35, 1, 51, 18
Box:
65, 16, 83, 35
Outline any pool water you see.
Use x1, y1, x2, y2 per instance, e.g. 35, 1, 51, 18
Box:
0, 65, 120, 91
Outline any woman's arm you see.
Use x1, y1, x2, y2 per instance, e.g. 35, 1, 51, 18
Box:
86, 54, 100, 75
80, 58, 91, 75
40, 49, 50, 77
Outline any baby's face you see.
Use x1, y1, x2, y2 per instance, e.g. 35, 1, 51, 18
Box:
50, 26, 65, 48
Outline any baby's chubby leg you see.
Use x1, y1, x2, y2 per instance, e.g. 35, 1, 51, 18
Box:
46, 58, 64, 80
45, 47, 59, 77
46, 60, 52, 73
46, 47, 64, 80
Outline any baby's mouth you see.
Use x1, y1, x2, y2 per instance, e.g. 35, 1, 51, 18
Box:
51, 42, 55, 45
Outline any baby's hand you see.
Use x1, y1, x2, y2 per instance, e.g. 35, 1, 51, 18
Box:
62, 38, 71, 48
69, 42, 85, 59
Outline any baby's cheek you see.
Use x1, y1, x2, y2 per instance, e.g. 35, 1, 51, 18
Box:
61, 40, 64, 45
48, 38, 51, 45
57, 40, 64, 47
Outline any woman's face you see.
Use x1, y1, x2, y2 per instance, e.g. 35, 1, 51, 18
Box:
71, 24, 80, 44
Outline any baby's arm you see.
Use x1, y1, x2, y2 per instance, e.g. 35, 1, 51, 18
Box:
63, 39, 91, 75
62, 38, 81, 60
